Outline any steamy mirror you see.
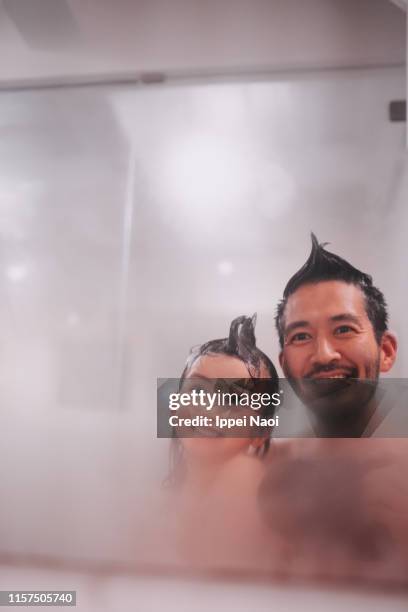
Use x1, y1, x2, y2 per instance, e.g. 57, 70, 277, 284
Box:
1, 65, 408, 591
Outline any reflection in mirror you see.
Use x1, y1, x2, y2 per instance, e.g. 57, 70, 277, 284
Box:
1, 66, 408, 597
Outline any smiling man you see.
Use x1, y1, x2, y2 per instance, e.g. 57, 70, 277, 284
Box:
275, 234, 397, 437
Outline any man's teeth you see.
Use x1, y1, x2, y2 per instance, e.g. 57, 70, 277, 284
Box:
313, 374, 350, 379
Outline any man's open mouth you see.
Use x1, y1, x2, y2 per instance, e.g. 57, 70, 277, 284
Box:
303, 371, 357, 398
309, 369, 356, 380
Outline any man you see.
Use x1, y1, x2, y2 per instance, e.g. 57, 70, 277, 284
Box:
259, 236, 408, 582
275, 233, 398, 437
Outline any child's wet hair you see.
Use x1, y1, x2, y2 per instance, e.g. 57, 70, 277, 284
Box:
180, 314, 278, 384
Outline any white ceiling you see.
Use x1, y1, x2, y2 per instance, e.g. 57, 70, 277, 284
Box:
0, 0, 405, 86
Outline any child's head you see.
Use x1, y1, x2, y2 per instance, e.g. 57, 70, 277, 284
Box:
168, 315, 279, 483
180, 314, 276, 383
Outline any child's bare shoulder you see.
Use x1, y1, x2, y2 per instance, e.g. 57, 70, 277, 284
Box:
221, 453, 266, 487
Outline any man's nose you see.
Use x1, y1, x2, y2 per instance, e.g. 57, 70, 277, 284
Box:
310, 336, 341, 366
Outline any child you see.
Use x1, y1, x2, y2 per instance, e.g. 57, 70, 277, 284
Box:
166, 315, 280, 570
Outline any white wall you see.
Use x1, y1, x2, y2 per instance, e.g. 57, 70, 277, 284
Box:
0, 0, 405, 85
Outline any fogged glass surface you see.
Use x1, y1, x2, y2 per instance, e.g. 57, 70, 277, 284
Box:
0, 88, 129, 412
0, 67, 407, 577
0, 68, 405, 417
121, 66, 407, 431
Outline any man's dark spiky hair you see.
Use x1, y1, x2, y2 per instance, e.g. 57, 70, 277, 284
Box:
275, 233, 388, 347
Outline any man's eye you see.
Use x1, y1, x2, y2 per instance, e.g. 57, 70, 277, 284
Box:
289, 332, 311, 344
334, 325, 355, 335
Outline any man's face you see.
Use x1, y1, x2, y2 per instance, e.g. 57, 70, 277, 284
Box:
279, 281, 395, 415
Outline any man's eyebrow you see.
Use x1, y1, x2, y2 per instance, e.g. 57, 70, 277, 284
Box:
330, 313, 362, 325
284, 320, 311, 337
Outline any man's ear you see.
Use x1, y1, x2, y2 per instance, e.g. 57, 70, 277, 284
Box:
379, 331, 397, 373
279, 350, 285, 372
